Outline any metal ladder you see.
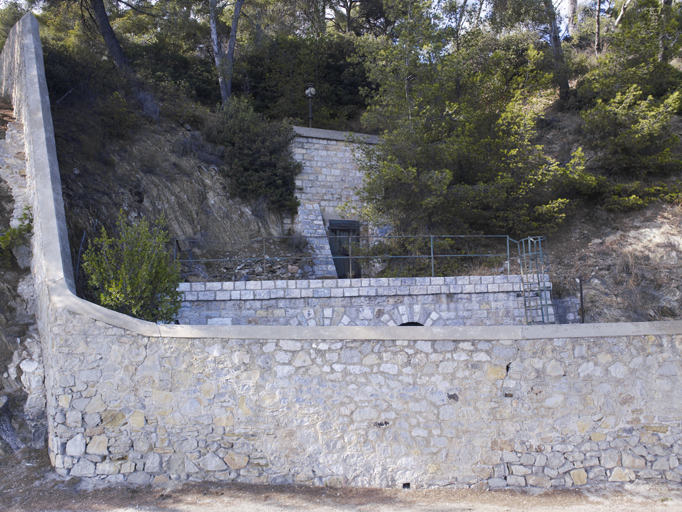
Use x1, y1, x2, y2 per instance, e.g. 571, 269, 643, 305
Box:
517, 237, 554, 324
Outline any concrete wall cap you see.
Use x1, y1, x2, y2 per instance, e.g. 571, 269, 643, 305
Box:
293, 126, 379, 144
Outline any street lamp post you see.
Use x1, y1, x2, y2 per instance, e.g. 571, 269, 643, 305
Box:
305, 83, 316, 128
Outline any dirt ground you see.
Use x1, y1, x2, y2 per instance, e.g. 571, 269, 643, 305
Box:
1, 449, 682, 512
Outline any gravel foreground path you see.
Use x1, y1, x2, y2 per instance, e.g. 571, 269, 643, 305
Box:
3, 450, 682, 512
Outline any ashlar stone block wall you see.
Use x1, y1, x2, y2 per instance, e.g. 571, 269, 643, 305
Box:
177, 275, 555, 327
289, 127, 377, 278
7, 12, 682, 492
291, 127, 376, 219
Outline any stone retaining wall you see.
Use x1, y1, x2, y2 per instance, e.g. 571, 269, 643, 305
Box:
177, 275, 554, 327
41, 316, 682, 489
6, 12, 682, 491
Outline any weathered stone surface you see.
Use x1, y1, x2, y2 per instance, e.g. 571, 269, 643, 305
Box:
214, 414, 235, 427
652, 458, 670, 471
86, 435, 108, 455
65, 410, 82, 428
570, 468, 587, 486
526, 475, 551, 488
488, 478, 507, 488
200, 453, 228, 472
70, 459, 96, 477
487, 366, 507, 380
547, 453, 565, 469
224, 452, 249, 470
546, 360, 564, 377
520, 453, 536, 465
145, 452, 163, 473
128, 411, 146, 428
510, 465, 531, 476
622, 453, 646, 469
507, 475, 526, 487
609, 467, 635, 482
325, 476, 348, 488
65, 434, 86, 457
127, 472, 153, 485
601, 450, 621, 469
96, 462, 120, 475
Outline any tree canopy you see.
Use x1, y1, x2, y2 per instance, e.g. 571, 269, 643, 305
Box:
3, 0, 682, 237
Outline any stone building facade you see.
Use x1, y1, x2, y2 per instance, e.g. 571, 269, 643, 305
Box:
290, 127, 377, 278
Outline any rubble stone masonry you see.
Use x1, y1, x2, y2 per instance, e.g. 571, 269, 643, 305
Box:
4, 12, 682, 490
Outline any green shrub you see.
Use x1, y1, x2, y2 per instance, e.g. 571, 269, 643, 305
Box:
204, 98, 302, 216
602, 181, 682, 211
581, 86, 682, 177
82, 212, 181, 323
0, 207, 32, 267
0, 1, 26, 52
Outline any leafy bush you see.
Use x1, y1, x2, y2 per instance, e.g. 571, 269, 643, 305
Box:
0, 207, 32, 267
204, 98, 302, 216
82, 212, 181, 323
0, 1, 26, 52
602, 181, 682, 211
581, 86, 682, 177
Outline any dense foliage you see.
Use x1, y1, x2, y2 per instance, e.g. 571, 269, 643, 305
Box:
82, 212, 181, 322
2, 0, 681, 240
205, 98, 302, 215
0, 208, 32, 268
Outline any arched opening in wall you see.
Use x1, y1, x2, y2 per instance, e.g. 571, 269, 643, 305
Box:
400, 322, 423, 326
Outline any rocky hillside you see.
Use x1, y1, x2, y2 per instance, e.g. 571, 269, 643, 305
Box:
547, 201, 682, 323
36, 103, 682, 324
56, 116, 292, 285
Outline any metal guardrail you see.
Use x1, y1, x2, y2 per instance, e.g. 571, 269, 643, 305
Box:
173, 234, 545, 278
173, 234, 554, 324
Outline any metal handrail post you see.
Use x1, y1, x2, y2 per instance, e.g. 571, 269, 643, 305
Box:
262, 237, 266, 269
506, 236, 510, 275
430, 236, 435, 277
348, 235, 353, 278
518, 238, 530, 325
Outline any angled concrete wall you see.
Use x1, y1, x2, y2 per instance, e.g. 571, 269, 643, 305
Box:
5, 13, 682, 489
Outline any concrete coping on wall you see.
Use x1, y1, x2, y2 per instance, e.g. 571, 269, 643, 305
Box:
293, 125, 379, 144
13, 13, 682, 344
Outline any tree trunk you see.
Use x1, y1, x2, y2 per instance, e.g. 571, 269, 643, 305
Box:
474, 0, 485, 28
225, 0, 246, 102
89, 0, 133, 74
613, 0, 633, 28
567, 0, 577, 39
454, 0, 469, 49
595, 0, 601, 55
542, 0, 570, 101
660, 0, 673, 62
209, 0, 229, 105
